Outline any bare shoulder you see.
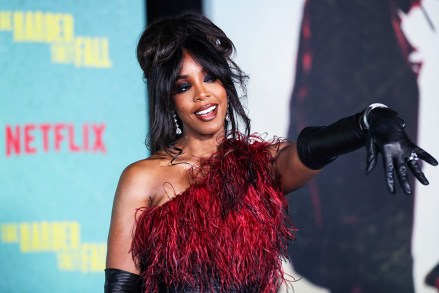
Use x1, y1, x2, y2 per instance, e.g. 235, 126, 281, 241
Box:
117, 158, 159, 203
106, 153, 169, 273
117, 151, 175, 203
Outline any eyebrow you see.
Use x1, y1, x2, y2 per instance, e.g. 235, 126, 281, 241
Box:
176, 75, 188, 80
176, 69, 208, 80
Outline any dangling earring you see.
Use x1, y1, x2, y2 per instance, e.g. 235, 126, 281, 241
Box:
173, 112, 182, 135
225, 102, 230, 122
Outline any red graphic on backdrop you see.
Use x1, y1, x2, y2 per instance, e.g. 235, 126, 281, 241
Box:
5, 123, 106, 156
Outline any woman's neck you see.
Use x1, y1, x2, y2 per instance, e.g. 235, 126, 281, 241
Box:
174, 132, 224, 161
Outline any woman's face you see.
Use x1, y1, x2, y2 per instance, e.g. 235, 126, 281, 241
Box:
172, 51, 228, 139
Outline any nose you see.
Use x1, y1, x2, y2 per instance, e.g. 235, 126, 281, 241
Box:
193, 84, 210, 102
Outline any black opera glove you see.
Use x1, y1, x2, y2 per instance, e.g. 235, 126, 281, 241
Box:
296, 103, 438, 195
364, 106, 438, 194
104, 268, 143, 293
297, 111, 368, 170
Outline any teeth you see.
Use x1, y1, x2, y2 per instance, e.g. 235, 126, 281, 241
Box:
196, 105, 216, 115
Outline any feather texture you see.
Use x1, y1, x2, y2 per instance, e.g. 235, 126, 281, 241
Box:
131, 135, 296, 292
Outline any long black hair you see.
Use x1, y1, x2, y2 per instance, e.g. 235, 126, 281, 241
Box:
137, 12, 251, 153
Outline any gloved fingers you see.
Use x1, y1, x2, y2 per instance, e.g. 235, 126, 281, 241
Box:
383, 152, 396, 193
407, 158, 429, 185
366, 138, 378, 174
395, 158, 412, 195
415, 147, 438, 166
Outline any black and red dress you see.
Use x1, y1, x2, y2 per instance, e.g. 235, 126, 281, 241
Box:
131, 136, 296, 292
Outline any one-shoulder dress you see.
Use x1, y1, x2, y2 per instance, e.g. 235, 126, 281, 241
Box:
131, 136, 296, 292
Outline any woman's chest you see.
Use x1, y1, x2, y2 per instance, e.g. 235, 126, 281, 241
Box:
149, 163, 195, 206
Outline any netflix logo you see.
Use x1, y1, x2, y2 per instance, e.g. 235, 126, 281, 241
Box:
5, 123, 106, 156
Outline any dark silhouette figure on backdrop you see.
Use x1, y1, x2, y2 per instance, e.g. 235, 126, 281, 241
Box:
426, 261, 439, 291
288, 0, 422, 292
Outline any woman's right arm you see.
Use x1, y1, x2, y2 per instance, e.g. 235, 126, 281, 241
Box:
105, 162, 153, 292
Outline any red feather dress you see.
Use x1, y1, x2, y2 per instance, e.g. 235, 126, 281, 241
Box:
131, 136, 296, 292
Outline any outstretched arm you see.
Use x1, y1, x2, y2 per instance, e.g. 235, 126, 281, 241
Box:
273, 103, 437, 194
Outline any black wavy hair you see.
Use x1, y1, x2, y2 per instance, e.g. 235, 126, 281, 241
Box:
137, 12, 251, 153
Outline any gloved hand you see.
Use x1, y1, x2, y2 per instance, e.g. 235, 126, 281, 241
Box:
365, 106, 438, 194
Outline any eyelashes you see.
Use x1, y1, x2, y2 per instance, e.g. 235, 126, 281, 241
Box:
175, 82, 191, 94
174, 74, 218, 94
204, 74, 217, 83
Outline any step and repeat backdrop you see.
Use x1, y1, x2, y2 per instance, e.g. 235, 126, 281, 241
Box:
0, 1, 146, 292
1, 0, 438, 292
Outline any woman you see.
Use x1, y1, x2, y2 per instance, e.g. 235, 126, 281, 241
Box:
105, 12, 437, 292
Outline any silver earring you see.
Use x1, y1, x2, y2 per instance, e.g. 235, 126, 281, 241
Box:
173, 112, 182, 135
225, 103, 230, 122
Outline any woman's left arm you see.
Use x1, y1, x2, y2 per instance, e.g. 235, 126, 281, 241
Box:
271, 142, 321, 193
272, 103, 438, 195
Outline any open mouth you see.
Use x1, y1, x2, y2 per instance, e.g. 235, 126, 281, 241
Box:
195, 105, 217, 116
194, 105, 218, 122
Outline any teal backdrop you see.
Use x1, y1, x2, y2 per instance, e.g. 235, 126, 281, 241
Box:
0, 1, 147, 291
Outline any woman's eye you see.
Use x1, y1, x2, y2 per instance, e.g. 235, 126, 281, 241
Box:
204, 74, 217, 83
175, 83, 191, 93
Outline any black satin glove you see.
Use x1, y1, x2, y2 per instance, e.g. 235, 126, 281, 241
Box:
297, 103, 438, 195
104, 268, 143, 293
297, 111, 367, 170
365, 107, 438, 194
